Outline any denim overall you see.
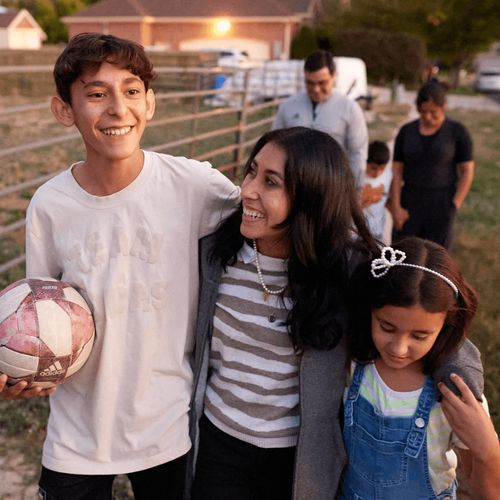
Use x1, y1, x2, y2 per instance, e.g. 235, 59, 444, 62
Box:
340, 364, 456, 499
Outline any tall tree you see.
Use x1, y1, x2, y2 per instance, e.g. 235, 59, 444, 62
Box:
322, 0, 500, 86
419, 0, 500, 86
0, 1, 19, 8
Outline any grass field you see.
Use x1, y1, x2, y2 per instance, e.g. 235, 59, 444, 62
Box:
0, 101, 498, 496
448, 108, 500, 428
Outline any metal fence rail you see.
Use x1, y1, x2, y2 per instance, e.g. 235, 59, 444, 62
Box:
0, 65, 296, 276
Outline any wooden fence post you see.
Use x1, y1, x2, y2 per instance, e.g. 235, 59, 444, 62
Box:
189, 71, 201, 157
233, 69, 250, 180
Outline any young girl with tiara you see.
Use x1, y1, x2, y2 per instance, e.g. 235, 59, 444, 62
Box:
341, 237, 500, 499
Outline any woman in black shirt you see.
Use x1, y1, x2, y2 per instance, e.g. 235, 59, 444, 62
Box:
389, 80, 474, 248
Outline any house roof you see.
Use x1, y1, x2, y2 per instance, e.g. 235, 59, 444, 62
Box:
68, 0, 317, 19
0, 11, 18, 28
0, 8, 46, 39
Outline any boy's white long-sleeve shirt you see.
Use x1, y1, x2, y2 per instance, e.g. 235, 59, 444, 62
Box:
26, 151, 239, 474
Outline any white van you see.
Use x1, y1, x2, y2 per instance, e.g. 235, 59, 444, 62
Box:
474, 58, 500, 93
212, 56, 368, 106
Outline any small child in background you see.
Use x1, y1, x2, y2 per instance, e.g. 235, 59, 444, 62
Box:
341, 237, 500, 500
360, 140, 393, 244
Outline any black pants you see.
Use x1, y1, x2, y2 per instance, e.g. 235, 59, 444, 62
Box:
393, 186, 457, 249
192, 416, 295, 500
38, 453, 187, 500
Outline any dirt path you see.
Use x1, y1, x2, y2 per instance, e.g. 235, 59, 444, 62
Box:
0, 437, 38, 500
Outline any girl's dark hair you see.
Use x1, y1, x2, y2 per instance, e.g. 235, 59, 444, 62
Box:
416, 79, 448, 108
348, 237, 479, 372
212, 127, 378, 350
54, 32, 157, 104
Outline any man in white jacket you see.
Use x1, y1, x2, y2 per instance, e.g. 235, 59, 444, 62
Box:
272, 50, 368, 183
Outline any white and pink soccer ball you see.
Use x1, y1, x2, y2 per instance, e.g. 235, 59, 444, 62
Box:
0, 278, 95, 388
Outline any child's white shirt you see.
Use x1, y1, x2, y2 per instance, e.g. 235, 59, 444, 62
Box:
25, 150, 240, 474
362, 166, 392, 239
345, 361, 490, 495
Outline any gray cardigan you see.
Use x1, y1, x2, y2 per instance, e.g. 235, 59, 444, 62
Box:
185, 234, 484, 500
185, 234, 350, 500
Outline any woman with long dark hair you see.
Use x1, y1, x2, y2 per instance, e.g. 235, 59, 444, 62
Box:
186, 127, 377, 500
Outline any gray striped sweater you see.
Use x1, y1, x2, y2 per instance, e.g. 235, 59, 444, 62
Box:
204, 242, 300, 448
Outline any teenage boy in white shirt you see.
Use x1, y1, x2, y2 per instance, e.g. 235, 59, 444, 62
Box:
0, 33, 239, 499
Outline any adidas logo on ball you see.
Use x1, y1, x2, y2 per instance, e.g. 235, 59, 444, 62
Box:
40, 361, 65, 377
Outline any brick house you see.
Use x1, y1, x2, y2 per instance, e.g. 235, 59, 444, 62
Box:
0, 8, 47, 49
62, 0, 320, 60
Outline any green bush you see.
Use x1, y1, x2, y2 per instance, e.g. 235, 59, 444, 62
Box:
331, 29, 426, 85
291, 27, 426, 85
291, 26, 321, 59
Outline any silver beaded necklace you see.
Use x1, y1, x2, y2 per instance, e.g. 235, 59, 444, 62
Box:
252, 239, 287, 300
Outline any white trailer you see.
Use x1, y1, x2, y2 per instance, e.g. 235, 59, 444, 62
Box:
209, 56, 368, 107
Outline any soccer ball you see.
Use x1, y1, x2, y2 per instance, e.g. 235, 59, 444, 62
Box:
0, 278, 95, 388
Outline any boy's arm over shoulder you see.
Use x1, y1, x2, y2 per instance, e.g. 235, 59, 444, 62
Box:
433, 339, 484, 400
199, 165, 240, 238
154, 153, 239, 238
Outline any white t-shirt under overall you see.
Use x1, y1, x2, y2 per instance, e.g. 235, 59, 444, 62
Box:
26, 150, 239, 474
362, 165, 392, 240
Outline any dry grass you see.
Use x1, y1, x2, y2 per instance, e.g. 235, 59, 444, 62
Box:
447, 109, 500, 430
367, 101, 411, 142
